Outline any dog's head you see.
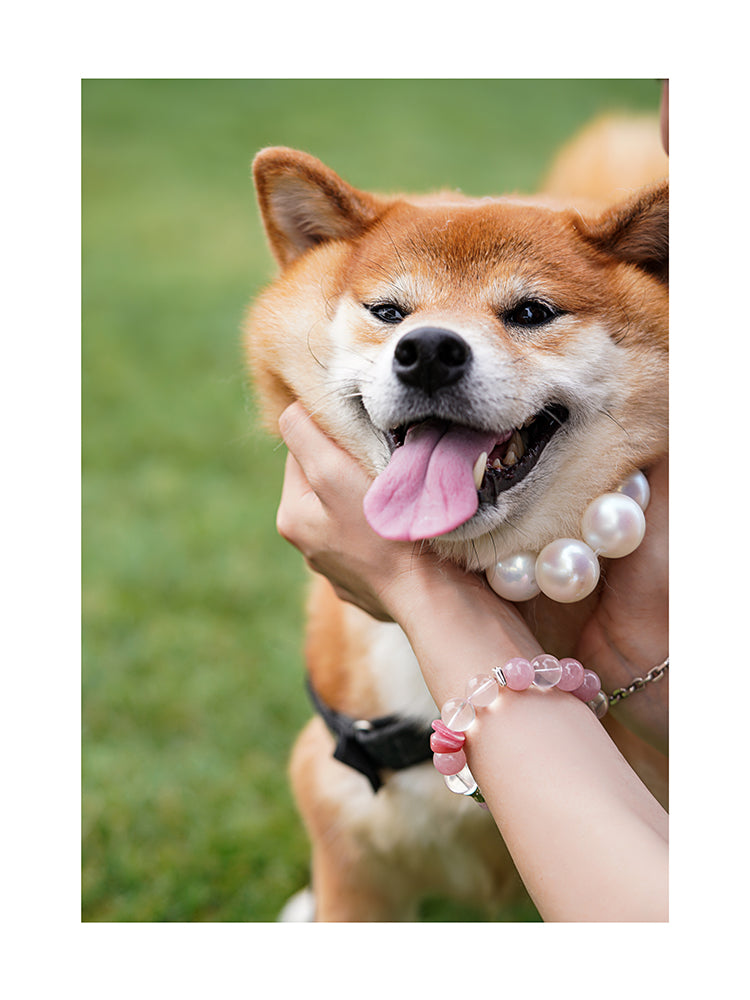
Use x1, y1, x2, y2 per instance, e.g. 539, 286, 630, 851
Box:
245, 147, 668, 569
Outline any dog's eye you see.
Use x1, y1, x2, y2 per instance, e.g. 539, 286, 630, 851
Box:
503, 300, 558, 327
367, 302, 407, 324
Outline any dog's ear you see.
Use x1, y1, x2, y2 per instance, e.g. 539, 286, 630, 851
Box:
579, 180, 669, 282
253, 147, 383, 268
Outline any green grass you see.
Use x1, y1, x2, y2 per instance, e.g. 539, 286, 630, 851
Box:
82, 78, 661, 922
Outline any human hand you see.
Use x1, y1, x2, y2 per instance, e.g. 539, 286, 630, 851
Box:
277, 403, 442, 621
574, 457, 668, 750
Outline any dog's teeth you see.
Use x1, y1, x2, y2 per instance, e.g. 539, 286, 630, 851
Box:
473, 452, 488, 489
503, 430, 525, 467
491, 457, 504, 470
523, 415, 535, 428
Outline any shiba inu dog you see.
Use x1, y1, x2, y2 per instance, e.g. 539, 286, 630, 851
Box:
244, 116, 668, 921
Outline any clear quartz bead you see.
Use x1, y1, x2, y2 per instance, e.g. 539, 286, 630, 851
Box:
587, 691, 610, 719
466, 674, 499, 707
531, 653, 563, 690
444, 765, 478, 796
441, 698, 476, 731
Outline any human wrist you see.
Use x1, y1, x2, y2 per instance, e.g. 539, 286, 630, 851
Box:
386, 560, 541, 704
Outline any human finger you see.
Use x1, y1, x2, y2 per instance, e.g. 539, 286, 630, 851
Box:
276, 451, 324, 549
278, 403, 338, 483
278, 402, 371, 500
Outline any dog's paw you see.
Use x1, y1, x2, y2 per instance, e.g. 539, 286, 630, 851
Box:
277, 887, 316, 922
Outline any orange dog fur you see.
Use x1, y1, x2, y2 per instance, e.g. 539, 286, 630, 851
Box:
244, 116, 668, 921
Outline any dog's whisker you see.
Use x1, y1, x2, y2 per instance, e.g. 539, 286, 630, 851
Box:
598, 408, 629, 437
305, 323, 329, 371
332, 344, 377, 365
539, 404, 568, 427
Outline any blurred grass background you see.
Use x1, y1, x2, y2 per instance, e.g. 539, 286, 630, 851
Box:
82, 78, 662, 922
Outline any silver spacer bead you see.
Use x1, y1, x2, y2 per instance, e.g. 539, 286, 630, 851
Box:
491, 665, 508, 687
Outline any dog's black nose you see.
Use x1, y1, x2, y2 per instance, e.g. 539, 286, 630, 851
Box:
392, 327, 471, 394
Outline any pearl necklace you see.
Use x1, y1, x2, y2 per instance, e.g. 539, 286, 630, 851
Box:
486, 470, 650, 604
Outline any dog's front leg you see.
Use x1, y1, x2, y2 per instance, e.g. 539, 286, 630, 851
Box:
290, 718, 420, 922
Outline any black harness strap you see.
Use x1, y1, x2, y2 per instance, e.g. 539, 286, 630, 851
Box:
305, 677, 434, 793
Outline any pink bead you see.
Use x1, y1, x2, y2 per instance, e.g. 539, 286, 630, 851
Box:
503, 657, 534, 691
466, 673, 499, 707
430, 719, 466, 750
430, 728, 465, 753
558, 657, 585, 691
433, 749, 467, 775
571, 669, 602, 701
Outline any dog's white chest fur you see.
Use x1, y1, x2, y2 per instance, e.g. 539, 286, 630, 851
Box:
366, 621, 438, 721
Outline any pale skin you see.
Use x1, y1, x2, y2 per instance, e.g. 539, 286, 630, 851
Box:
276, 402, 668, 921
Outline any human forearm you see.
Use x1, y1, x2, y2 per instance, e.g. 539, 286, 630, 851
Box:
389, 570, 669, 922
472, 690, 669, 921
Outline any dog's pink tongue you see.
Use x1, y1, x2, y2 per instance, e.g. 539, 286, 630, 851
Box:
364, 422, 498, 541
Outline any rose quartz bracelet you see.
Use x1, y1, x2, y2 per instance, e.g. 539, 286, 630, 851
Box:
430, 654, 607, 804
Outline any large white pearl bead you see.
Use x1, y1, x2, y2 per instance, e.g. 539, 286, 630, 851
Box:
581, 492, 646, 558
615, 469, 651, 511
535, 539, 600, 603
486, 552, 541, 602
